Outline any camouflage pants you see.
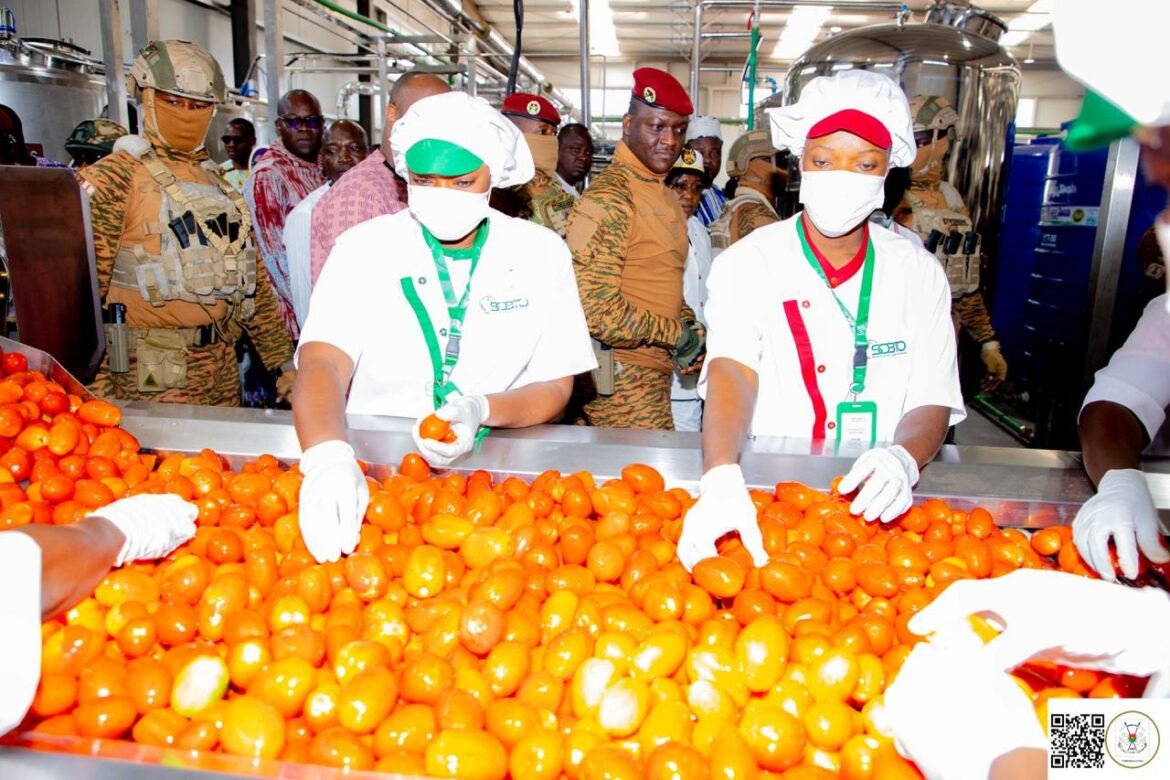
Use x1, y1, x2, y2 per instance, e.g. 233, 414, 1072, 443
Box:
90, 340, 242, 406
583, 362, 674, 430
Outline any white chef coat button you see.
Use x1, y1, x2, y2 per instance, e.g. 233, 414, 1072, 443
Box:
816, 364, 825, 374
826, 421, 836, 430
418, 277, 427, 285
801, 300, 810, 309
440, 328, 448, 337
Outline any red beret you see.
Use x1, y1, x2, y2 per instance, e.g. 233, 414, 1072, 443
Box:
631, 67, 694, 116
807, 108, 892, 150
501, 92, 560, 127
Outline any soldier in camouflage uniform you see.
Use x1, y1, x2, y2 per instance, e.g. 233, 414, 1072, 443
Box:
894, 95, 1008, 388
65, 119, 127, 169
709, 130, 782, 253
500, 92, 577, 237
566, 68, 703, 430
79, 40, 293, 406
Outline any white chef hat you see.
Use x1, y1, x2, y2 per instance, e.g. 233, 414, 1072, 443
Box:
391, 91, 535, 188
767, 70, 916, 168
685, 115, 722, 142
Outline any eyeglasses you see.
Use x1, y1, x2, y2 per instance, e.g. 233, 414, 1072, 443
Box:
221, 135, 248, 145
278, 115, 325, 131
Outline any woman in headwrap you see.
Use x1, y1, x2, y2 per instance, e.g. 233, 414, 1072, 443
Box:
291, 91, 597, 563
677, 70, 964, 570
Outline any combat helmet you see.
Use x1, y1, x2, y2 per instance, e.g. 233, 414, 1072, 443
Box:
909, 95, 959, 135
65, 119, 128, 160
127, 40, 227, 104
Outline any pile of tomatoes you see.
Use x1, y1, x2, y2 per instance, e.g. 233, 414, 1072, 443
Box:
0, 358, 1147, 780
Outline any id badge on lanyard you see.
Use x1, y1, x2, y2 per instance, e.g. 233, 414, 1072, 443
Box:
796, 218, 878, 445
400, 222, 490, 410
836, 400, 877, 445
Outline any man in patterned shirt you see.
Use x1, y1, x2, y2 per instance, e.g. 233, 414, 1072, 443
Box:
686, 115, 725, 227
309, 72, 449, 286
566, 67, 703, 430
78, 40, 292, 406
244, 89, 325, 339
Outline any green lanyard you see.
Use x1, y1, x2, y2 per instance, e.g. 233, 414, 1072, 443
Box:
399, 221, 490, 409
796, 217, 875, 396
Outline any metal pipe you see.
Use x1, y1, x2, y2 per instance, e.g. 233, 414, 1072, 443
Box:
580, 0, 590, 130
337, 81, 379, 117
263, 0, 284, 126
98, 0, 128, 129
690, 2, 703, 110
690, 0, 906, 107
466, 35, 478, 97
745, 2, 759, 130
1082, 137, 1141, 393
129, 0, 159, 55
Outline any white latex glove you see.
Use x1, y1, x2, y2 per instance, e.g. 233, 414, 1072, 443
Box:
676, 464, 768, 572
411, 395, 490, 468
885, 626, 1046, 780
837, 445, 920, 523
909, 569, 1170, 690
90, 494, 198, 566
1073, 468, 1170, 581
298, 440, 369, 563
981, 340, 1008, 381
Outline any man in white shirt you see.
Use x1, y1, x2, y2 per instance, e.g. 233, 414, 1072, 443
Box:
677, 71, 963, 570
284, 120, 369, 328
686, 115, 726, 228
666, 149, 714, 432
293, 92, 597, 564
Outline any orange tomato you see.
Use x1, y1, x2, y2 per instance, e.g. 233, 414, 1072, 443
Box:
419, 414, 456, 443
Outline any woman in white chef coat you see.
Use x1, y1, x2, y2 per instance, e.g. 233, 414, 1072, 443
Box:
677, 70, 964, 570
293, 91, 596, 564
1, 495, 196, 735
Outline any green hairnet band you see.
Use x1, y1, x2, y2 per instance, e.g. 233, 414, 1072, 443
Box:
404, 138, 485, 176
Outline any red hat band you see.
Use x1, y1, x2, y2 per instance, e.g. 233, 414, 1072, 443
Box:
807, 109, 892, 150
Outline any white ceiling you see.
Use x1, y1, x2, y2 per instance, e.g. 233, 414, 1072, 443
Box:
473, 0, 1056, 66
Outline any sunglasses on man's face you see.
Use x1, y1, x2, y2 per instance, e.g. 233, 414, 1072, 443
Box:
279, 115, 325, 132
221, 135, 246, 145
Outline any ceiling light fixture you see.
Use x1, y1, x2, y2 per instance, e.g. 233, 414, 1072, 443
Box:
1000, 0, 1053, 48
771, 5, 832, 61
568, 0, 621, 57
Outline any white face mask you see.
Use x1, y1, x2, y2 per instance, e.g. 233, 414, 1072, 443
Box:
799, 170, 887, 238
407, 184, 490, 241
1156, 219, 1170, 314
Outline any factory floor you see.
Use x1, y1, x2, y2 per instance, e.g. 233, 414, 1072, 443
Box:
953, 404, 1026, 447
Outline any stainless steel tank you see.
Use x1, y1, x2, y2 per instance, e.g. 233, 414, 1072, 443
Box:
768, 0, 1021, 238
0, 32, 106, 164
204, 97, 274, 165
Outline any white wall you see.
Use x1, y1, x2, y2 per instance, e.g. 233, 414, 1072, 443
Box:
1017, 67, 1084, 130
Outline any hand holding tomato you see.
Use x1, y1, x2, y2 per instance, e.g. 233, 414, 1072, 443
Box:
410, 396, 490, 468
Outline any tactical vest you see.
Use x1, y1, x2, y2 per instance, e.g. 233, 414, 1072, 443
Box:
709, 188, 778, 252
110, 147, 257, 307
902, 185, 981, 297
